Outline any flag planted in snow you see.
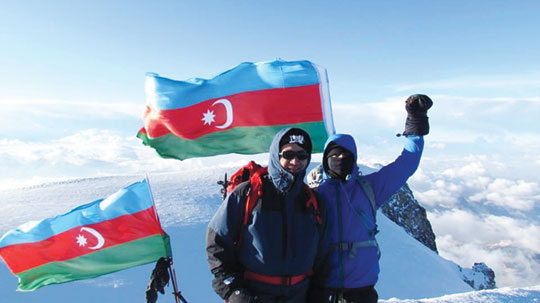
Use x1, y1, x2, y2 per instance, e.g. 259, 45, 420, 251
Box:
137, 59, 335, 160
0, 179, 171, 291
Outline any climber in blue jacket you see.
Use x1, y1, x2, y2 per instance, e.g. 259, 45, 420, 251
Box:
313, 94, 433, 303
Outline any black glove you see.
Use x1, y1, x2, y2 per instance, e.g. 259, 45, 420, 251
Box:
402, 94, 433, 136
146, 257, 171, 303
227, 288, 258, 303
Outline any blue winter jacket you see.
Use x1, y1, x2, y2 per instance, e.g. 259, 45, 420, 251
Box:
318, 134, 423, 289
206, 128, 329, 300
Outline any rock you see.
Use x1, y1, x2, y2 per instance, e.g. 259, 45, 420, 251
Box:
459, 262, 497, 290
381, 184, 438, 253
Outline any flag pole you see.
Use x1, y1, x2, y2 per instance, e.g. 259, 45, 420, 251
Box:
144, 174, 188, 303
144, 174, 163, 226
168, 258, 188, 303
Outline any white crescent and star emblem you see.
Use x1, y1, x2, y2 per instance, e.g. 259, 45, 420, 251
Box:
76, 227, 105, 250
201, 98, 234, 129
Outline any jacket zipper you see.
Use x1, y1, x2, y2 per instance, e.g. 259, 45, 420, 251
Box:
336, 186, 345, 288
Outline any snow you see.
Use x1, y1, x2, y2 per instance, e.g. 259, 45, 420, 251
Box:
381, 286, 540, 303
1, 166, 539, 302
377, 214, 471, 299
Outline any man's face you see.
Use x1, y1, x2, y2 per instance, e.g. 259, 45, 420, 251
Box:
279, 143, 309, 174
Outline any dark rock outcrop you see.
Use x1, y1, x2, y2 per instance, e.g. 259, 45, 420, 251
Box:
381, 184, 438, 253
459, 262, 497, 290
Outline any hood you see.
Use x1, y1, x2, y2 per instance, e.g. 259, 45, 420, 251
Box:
322, 133, 359, 180
268, 127, 312, 193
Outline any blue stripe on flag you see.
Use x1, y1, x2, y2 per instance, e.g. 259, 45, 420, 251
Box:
0, 180, 154, 247
146, 59, 321, 110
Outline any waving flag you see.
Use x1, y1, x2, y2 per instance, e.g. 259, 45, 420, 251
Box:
0, 179, 170, 291
137, 59, 335, 160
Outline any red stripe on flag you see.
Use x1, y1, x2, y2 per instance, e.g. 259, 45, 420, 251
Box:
143, 84, 323, 139
0, 207, 164, 274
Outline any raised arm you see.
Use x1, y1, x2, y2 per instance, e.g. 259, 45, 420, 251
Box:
368, 94, 433, 206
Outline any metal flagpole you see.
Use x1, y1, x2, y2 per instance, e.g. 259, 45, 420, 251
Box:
168, 258, 188, 303
145, 174, 162, 226
144, 174, 188, 303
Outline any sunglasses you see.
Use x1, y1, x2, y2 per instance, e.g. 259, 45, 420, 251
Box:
279, 150, 309, 160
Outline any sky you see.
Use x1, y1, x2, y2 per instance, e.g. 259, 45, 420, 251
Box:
1, 0, 540, 288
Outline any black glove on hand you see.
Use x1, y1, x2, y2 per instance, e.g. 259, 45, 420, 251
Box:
227, 288, 258, 303
402, 94, 433, 136
146, 257, 171, 303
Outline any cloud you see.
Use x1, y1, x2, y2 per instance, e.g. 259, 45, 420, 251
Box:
469, 179, 540, 211
428, 95, 540, 143
429, 209, 540, 252
0, 98, 145, 120
410, 155, 540, 212
430, 209, 540, 287
333, 94, 540, 153
0, 129, 273, 190
0, 129, 180, 189
412, 173, 463, 208
1, 130, 134, 166
406, 152, 540, 287
440, 160, 487, 178
333, 97, 404, 130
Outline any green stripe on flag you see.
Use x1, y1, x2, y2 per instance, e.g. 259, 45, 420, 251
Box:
16, 234, 170, 291
138, 122, 329, 160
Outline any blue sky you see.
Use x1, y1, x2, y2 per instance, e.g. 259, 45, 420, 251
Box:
1, 0, 540, 287
4, 1, 539, 177
3, 1, 540, 108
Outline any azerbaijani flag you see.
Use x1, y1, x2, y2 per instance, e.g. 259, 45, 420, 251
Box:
0, 179, 170, 291
137, 59, 335, 160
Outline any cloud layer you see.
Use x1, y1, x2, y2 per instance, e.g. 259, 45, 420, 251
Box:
0, 129, 269, 190
0, 129, 174, 189
408, 157, 540, 287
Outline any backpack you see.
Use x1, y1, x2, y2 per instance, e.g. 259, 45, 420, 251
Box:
218, 161, 322, 247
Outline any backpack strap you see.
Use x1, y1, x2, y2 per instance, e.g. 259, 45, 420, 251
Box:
332, 240, 379, 259
234, 167, 267, 247
243, 167, 267, 227
357, 176, 377, 217
303, 184, 322, 225
357, 177, 381, 259
330, 176, 381, 260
